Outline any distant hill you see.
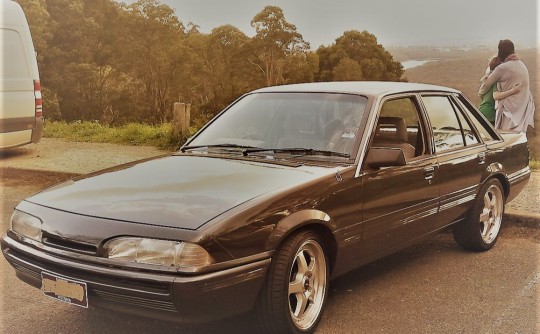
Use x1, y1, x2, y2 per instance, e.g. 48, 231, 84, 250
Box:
389, 45, 493, 62
401, 47, 538, 156
403, 48, 537, 103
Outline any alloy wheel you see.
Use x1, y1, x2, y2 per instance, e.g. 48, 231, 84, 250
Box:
288, 239, 327, 331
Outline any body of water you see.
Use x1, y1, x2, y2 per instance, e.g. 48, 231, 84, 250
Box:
401, 59, 440, 70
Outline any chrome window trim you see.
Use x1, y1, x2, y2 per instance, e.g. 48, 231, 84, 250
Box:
354, 95, 384, 178
354, 92, 432, 178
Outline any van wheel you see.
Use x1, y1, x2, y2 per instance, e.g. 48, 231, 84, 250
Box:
258, 230, 328, 334
453, 179, 505, 251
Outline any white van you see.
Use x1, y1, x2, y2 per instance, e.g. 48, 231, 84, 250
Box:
0, 0, 43, 149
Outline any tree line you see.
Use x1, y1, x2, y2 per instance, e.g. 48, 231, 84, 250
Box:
17, 0, 404, 126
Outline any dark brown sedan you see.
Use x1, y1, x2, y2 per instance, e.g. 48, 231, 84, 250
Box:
2, 82, 530, 334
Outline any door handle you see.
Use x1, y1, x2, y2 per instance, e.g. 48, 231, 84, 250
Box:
478, 152, 486, 165
424, 166, 435, 180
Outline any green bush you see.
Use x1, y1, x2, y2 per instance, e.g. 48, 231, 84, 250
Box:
43, 121, 194, 150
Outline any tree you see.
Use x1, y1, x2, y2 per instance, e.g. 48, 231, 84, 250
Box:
333, 57, 363, 81
17, 1, 404, 127
280, 52, 318, 84
317, 30, 403, 82
113, 0, 191, 123
37, 0, 104, 120
248, 6, 309, 86
196, 26, 253, 103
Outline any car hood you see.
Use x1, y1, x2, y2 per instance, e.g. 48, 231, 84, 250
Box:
26, 155, 335, 230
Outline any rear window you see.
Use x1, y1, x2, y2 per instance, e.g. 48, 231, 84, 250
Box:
455, 95, 499, 142
421, 95, 474, 152
0, 29, 30, 77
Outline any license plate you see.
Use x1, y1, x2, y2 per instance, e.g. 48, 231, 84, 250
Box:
41, 272, 88, 308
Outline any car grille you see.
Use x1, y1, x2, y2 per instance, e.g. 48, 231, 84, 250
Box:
42, 233, 98, 255
12, 261, 41, 281
92, 289, 177, 312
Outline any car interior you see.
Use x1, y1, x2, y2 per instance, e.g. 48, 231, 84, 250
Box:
370, 97, 426, 162
372, 116, 416, 160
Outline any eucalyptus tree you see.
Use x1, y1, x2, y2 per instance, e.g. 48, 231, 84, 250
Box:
317, 30, 404, 82
249, 6, 310, 87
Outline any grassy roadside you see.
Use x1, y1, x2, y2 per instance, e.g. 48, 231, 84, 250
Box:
43, 121, 186, 150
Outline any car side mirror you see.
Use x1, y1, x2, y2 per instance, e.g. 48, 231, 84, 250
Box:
365, 147, 406, 169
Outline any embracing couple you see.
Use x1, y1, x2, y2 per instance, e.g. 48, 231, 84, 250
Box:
478, 39, 535, 133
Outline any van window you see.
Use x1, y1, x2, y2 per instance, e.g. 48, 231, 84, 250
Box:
0, 29, 29, 77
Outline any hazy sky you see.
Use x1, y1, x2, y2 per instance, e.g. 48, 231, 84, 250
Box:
143, 0, 538, 49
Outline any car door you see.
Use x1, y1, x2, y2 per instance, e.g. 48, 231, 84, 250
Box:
358, 95, 439, 259
419, 94, 486, 229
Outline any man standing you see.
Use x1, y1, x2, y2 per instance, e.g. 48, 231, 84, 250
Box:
479, 39, 535, 132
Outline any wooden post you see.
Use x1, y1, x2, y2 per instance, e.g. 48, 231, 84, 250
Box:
184, 103, 191, 135
172, 102, 191, 137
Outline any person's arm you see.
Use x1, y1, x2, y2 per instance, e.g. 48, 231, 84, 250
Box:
479, 67, 502, 95
493, 83, 522, 100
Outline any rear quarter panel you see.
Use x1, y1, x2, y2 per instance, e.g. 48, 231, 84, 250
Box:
484, 132, 530, 202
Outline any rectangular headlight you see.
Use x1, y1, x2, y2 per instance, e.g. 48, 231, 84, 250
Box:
10, 210, 42, 242
104, 237, 214, 269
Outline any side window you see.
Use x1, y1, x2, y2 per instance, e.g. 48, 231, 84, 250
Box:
421, 96, 466, 153
450, 99, 480, 146
371, 97, 426, 160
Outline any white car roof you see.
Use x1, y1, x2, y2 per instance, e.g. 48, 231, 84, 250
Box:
252, 81, 461, 97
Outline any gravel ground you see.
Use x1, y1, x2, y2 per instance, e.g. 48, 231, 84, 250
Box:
0, 138, 167, 174
506, 171, 540, 216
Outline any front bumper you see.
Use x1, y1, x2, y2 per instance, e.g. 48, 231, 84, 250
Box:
1, 235, 270, 323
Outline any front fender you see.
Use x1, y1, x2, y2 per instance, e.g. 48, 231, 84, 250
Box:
266, 209, 335, 250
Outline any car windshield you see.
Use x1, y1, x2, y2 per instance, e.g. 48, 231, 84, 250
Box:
186, 92, 368, 159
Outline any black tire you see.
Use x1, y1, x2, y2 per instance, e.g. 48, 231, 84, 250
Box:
257, 230, 329, 334
453, 178, 505, 251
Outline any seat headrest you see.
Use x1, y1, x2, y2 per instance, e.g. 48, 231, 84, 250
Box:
376, 117, 408, 142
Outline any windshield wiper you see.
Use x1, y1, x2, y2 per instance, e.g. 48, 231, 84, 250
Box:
181, 144, 260, 153
243, 148, 350, 158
